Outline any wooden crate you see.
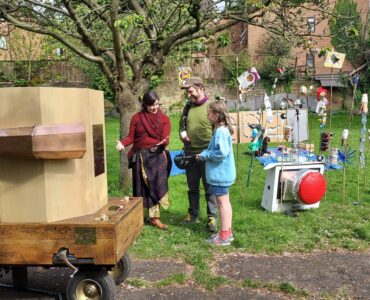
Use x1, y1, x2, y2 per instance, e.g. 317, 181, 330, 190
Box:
0, 197, 143, 266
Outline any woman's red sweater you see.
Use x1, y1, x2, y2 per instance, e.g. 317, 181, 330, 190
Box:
120, 110, 170, 157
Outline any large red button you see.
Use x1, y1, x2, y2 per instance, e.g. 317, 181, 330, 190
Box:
298, 172, 326, 204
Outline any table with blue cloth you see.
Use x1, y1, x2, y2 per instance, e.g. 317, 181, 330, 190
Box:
255, 148, 342, 170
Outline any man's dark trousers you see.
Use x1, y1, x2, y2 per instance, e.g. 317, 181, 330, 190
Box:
185, 158, 217, 219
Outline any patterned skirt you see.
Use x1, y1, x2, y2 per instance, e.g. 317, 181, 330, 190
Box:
131, 149, 171, 209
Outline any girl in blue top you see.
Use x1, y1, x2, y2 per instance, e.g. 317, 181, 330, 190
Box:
197, 101, 236, 246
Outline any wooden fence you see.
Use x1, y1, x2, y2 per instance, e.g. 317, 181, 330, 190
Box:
0, 60, 88, 87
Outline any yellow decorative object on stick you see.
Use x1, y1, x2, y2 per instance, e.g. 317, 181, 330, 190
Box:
323, 51, 346, 68
178, 67, 192, 87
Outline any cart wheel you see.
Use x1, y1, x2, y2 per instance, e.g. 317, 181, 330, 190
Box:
109, 252, 131, 285
66, 269, 116, 300
12, 266, 28, 288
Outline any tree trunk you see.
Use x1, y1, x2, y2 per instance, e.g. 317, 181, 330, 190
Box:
116, 89, 141, 192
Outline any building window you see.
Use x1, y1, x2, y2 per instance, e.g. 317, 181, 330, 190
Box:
306, 53, 314, 67
307, 17, 315, 32
0, 36, 7, 49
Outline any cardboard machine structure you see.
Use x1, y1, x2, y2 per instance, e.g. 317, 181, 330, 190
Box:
0, 87, 143, 299
261, 162, 326, 212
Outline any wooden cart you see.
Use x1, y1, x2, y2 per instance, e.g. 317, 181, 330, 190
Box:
0, 197, 143, 299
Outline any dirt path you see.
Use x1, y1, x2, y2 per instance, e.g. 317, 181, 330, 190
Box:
1, 250, 369, 299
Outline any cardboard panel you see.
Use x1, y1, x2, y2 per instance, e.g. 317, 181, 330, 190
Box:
237, 109, 308, 144
263, 110, 285, 143
238, 111, 262, 144
0, 88, 107, 223
229, 112, 239, 144
287, 109, 308, 142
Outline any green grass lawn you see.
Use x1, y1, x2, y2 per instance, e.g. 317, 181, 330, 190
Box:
105, 112, 370, 289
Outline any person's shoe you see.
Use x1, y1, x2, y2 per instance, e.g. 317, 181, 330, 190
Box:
229, 229, 234, 242
207, 217, 217, 232
207, 234, 231, 246
183, 214, 200, 224
229, 233, 234, 242
149, 218, 168, 230
211, 232, 234, 241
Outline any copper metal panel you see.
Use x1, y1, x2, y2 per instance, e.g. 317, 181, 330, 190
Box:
0, 123, 86, 159
0, 127, 34, 157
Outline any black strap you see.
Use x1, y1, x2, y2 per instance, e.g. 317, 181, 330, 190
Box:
179, 101, 192, 132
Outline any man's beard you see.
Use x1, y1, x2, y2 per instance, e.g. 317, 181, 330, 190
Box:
189, 95, 199, 102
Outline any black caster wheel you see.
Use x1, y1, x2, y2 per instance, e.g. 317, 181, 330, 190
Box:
109, 252, 131, 285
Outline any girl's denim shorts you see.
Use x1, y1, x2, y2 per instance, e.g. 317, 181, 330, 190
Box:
209, 184, 230, 196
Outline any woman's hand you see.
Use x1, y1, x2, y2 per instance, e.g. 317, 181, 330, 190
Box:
156, 136, 169, 146
180, 131, 190, 144
116, 140, 125, 151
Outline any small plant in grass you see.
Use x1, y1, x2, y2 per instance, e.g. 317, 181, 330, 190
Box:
279, 282, 299, 294
125, 278, 148, 288
353, 224, 370, 241
193, 268, 230, 290
242, 279, 309, 297
154, 273, 187, 287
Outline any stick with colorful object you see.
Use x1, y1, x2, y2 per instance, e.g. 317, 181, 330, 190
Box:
246, 124, 264, 187
238, 67, 262, 189
357, 94, 368, 200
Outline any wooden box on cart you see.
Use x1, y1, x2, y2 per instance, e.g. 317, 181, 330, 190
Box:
0, 197, 143, 266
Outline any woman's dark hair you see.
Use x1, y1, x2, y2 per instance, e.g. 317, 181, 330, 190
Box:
141, 91, 159, 111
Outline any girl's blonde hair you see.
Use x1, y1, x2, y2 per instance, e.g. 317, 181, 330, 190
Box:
208, 101, 235, 135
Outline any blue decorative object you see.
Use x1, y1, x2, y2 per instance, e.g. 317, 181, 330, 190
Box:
351, 74, 360, 86
338, 147, 356, 165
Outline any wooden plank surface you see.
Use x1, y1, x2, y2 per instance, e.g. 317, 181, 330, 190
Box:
115, 201, 144, 262
0, 197, 143, 266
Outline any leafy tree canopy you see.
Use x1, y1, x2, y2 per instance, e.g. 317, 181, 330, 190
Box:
330, 0, 370, 95
330, 0, 364, 66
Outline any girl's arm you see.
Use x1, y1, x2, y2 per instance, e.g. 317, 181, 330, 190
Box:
200, 129, 231, 161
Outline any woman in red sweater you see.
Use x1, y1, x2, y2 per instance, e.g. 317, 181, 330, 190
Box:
116, 91, 171, 229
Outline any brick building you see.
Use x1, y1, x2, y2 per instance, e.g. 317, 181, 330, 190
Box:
246, 0, 369, 76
